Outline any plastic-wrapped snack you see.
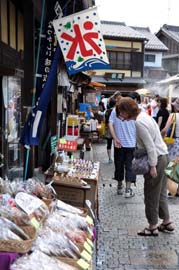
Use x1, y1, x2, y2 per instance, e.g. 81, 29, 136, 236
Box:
33, 229, 81, 259
12, 250, 79, 270
54, 210, 89, 232
26, 178, 54, 199
57, 200, 83, 215
0, 204, 30, 226
0, 217, 29, 240
65, 229, 88, 244
43, 213, 88, 245
0, 178, 26, 197
0, 227, 22, 240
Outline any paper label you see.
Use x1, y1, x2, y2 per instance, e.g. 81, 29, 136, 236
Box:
81, 250, 91, 262
86, 215, 94, 225
84, 241, 92, 254
60, 138, 66, 144
77, 258, 90, 270
86, 238, 94, 248
30, 217, 40, 229
15, 192, 43, 215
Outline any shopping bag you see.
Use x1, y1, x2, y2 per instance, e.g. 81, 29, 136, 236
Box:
132, 148, 149, 175
99, 121, 106, 137
164, 157, 179, 183
163, 113, 176, 145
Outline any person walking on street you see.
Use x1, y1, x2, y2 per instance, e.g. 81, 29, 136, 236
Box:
161, 98, 179, 196
109, 100, 136, 198
156, 97, 169, 132
116, 97, 174, 236
105, 98, 116, 163
150, 94, 159, 121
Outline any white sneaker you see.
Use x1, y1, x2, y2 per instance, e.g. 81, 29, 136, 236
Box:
125, 188, 135, 198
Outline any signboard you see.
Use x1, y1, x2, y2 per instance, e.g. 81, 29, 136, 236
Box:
53, 7, 110, 75
104, 72, 125, 80
58, 138, 77, 151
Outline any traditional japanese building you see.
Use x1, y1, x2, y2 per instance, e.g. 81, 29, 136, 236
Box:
0, 0, 94, 179
91, 21, 147, 96
156, 24, 179, 76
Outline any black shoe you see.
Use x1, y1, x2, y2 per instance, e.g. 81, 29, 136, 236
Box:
117, 182, 123, 195
168, 192, 179, 197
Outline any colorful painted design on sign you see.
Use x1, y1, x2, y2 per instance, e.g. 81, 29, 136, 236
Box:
53, 7, 110, 75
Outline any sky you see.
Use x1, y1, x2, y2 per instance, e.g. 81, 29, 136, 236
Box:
95, 0, 179, 33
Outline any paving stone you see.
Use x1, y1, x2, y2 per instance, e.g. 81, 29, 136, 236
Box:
92, 141, 179, 270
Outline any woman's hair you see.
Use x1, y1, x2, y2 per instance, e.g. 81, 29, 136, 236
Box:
99, 101, 105, 111
108, 98, 116, 108
159, 98, 168, 109
116, 97, 140, 119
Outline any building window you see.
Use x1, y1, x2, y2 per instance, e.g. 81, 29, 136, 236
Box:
0, 0, 24, 52
1, 0, 8, 43
107, 51, 131, 69
107, 50, 143, 72
17, 11, 24, 51
145, 54, 156, 62
9, 1, 16, 49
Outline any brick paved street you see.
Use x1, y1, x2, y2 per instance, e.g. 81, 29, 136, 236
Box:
92, 141, 179, 270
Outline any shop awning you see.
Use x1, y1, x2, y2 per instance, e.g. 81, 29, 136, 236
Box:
89, 81, 106, 88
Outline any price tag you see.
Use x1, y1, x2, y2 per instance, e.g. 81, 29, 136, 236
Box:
30, 217, 40, 229
60, 138, 66, 144
86, 238, 94, 248
77, 258, 90, 270
81, 250, 91, 262
86, 215, 94, 225
84, 241, 92, 254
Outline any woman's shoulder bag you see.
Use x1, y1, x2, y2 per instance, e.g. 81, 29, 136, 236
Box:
163, 113, 176, 145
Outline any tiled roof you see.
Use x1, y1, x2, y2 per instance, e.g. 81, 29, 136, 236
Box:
131, 26, 168, 51
159, 24, 179, 43
101, 21, 147, 40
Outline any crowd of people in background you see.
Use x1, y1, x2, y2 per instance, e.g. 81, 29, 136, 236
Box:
83, 90, 179, 236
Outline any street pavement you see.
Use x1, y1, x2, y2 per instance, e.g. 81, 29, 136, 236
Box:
92, 140, 179, 270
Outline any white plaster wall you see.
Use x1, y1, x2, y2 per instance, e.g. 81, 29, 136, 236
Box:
144, 52, 163, 67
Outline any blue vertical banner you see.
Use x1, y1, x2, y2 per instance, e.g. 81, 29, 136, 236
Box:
20, 46, 60, 146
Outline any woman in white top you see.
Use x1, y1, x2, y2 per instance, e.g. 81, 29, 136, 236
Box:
161, 98, 179, 197
116, 97, 174, 236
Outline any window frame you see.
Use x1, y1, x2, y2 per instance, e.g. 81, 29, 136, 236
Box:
145, 54, 156, 63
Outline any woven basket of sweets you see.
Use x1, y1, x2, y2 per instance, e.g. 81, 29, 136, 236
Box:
0, 225, 36, 254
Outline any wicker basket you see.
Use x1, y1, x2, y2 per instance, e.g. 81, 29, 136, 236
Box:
0, 225, 36, 254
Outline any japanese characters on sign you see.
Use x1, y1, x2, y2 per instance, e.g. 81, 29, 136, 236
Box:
53, 7, 110, 75
58, 139, 77, 151
42, 22, 57, 89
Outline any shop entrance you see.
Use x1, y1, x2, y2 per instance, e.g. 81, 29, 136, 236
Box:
0, 76, 23, 179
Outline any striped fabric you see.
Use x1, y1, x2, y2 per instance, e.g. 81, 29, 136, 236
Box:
109, 108, 136, 147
